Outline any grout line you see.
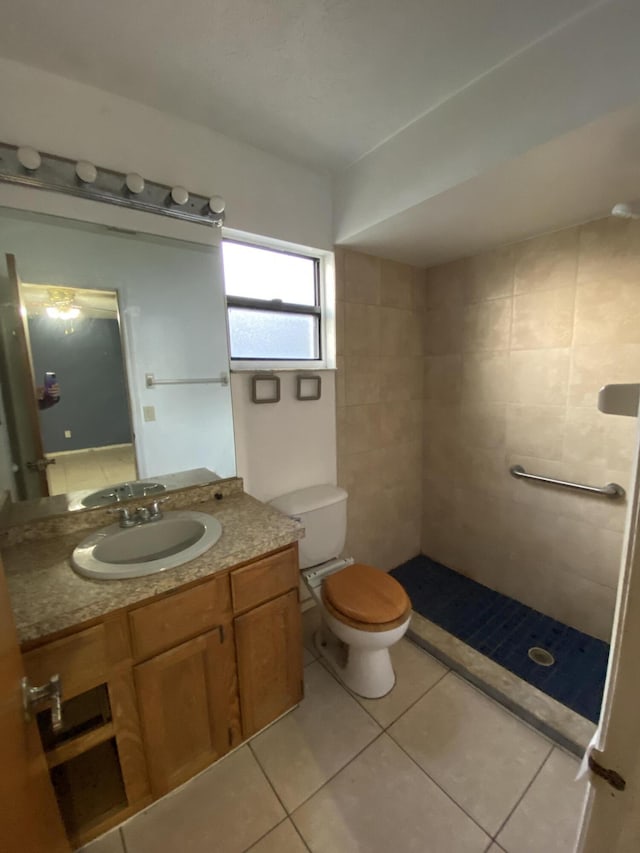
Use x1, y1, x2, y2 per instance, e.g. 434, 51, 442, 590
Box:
248, 740, 291, 817
492, 743, 554, 843
118, 826, 130, 853
386, 729, 492, 842
241, 816, 289, 852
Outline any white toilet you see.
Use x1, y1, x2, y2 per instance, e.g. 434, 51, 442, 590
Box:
269, 485, 412, 699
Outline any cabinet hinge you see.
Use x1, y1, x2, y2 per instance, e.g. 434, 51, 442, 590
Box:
588, 752, 626, 791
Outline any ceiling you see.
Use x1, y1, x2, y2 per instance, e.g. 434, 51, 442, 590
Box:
0, 0, 600, 173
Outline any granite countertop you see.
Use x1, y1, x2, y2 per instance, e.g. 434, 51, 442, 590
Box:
3, 491, 303, 645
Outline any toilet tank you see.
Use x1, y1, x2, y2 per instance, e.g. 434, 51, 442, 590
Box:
269, 485, 348, 569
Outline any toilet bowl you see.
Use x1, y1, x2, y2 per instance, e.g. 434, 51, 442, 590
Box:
269, 485, 412, 699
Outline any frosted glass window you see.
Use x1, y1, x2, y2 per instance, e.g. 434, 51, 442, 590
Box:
223, 238, 323, 362
223, 241, 316, 306
228, 308, 319, 360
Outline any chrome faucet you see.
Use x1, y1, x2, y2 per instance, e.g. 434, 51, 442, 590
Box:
108, 498, 169, 528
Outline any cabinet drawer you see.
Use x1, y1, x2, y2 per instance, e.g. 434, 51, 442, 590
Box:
129, 574, 231, 661
23, 624, 108, 700
231, 546, 298, 615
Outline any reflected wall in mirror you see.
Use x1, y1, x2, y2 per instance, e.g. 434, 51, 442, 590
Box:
22, 283, 136, 497
0, 205, 236, 510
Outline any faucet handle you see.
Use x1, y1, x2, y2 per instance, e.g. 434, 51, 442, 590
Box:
149, 497, 170, 518
107, 506, 136, 527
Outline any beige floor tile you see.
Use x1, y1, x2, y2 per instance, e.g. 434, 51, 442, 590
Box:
250, 661, 381, 812
121, 746, 285, 853
497, 748, 586, 853
303, 646, 315, 666
354, 638, 447, 728
292, 734, 489, 853
247, 819, 309, 852
389, 673, 551, 835
76, 828, 124, 853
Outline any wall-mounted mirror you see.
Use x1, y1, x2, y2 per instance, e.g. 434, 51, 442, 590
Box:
0, 205, 236, 515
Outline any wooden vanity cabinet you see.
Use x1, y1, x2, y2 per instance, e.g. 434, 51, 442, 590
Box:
21, 542, 303, 846
134, 621, 241, 797
232, 546, 304, 737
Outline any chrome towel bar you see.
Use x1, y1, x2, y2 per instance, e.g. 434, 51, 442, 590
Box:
145, 372, 229, 388
509, 465, 625, 499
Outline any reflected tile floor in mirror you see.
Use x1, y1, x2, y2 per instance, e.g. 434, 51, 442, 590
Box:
78, 610, 587, 853
46, 444, 136, 495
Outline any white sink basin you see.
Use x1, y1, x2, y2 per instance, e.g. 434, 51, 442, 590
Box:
71, 511, 222, 580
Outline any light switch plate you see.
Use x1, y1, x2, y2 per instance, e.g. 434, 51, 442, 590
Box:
143, 405, 156, 422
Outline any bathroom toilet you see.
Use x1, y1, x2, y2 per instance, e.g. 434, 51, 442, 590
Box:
269, 485, 412, 699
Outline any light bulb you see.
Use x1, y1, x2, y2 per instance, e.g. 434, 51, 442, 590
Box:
611, 202, 640, 220
17, 146, 41, 171
125, 173, 145, 194
170, 186, 189, 206
208, 195, 225, 215
75, 161, 97, 184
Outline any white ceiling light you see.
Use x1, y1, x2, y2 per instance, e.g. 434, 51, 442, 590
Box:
125, 172, 145, 194
170, 186, 189, 206
611, 201, 640, 219
75, 160, 97, 184
17, 145, 41, 170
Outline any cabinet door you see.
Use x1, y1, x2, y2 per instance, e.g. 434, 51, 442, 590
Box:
235, 590, 303, 737
134, 624, 240, 797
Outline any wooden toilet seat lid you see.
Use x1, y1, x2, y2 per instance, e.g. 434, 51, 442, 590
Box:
322, 563, 411, 626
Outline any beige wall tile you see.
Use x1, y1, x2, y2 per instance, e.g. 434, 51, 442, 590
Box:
570, 343, 640, 407
412, 268, 428, 312
462, 352, 510, 403
574, 279, 640, 346
336, 298, 344, 356
577, 217, 640, 287
508, 348, 570, 405
459, 402, 506, 451
465, 245, 514, 303
463, 297, 512, 352
506, 405, 565, 460
514, 228, 579, 293
512, 287, 575, 350
345, 354, 381, 406
344, 302, 380, 355
335, 355, 345, 407
424, 355, 463, 402
334, 246, 346, 302
381, 258, 414, 309
424, 258, 466, 308
379, 356, 422, 402
424, 305, 463, 355
344, 249, 381, 304
380, 307, 420, 356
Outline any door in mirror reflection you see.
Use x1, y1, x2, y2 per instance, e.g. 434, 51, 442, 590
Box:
21, 282, 136, 497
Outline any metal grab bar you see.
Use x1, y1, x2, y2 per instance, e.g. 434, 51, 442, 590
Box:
145, 372, 229, 388
509, 465, 625, 499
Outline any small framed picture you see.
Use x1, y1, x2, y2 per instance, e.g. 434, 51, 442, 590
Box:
251, 373, 281, 404
296, 374, 322, 401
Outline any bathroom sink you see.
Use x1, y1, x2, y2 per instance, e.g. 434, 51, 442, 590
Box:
71, 511, 222, 580
80, 481, 166, 508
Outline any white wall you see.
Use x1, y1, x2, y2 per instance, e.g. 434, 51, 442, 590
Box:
231, 371, 336, 502
0, 57, 333, 251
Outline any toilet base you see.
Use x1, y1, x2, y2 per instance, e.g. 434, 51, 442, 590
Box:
313, 625, 397, 699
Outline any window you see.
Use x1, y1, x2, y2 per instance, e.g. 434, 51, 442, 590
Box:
222, 237, 334, 370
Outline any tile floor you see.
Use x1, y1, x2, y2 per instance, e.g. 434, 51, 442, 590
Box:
46, 444, 136, 495
80, 608, 587, 853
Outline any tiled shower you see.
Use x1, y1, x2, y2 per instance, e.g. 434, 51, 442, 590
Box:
336, 216, 640, 646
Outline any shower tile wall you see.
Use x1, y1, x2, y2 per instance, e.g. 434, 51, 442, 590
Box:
422, 218, 640, 641
335, 249, 425, 569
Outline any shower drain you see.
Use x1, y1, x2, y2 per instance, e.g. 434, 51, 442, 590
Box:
528, 646, 555, 667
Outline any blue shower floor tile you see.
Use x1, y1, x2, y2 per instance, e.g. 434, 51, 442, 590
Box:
391, 555, 609, 723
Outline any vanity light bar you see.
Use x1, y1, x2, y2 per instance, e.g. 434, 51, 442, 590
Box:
0, 142, 225, 228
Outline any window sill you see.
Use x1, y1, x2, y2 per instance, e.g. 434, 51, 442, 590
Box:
230, 359, 336, 372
